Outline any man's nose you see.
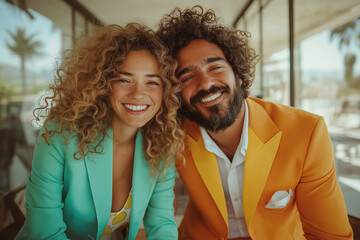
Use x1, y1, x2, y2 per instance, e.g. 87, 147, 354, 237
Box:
196, 71, 214, 90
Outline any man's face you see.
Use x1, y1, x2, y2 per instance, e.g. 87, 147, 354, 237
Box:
177, 39, 244, 132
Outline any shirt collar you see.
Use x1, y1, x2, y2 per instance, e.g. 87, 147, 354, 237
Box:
200, 100, 249, 162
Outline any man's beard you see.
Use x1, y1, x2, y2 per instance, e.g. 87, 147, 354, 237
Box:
180, 80, 244, 132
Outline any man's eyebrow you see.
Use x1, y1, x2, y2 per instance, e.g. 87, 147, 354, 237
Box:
176, 57, 227, 78
176, 67, 192, 78
206, 57, 226, 64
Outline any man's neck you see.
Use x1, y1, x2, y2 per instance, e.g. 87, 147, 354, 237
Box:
206, 101, 245, 161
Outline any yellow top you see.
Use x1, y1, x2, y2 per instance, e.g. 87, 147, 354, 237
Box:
100, 190, 132, 240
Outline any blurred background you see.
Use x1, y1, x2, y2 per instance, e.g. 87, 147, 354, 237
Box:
0, 0, 359, 238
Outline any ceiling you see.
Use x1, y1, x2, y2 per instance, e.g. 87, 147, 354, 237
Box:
76, 0, 247, 29
237, 0, 360, 59
24, 0, 248, 32
21, 0, 360, 58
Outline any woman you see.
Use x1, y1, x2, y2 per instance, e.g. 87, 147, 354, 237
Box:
15, 23, 184, 240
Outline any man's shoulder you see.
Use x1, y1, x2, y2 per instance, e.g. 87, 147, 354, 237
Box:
247, 97, 321, 122
246, 97, 326, 142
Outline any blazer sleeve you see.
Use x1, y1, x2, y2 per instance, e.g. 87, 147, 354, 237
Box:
15, 127, 70, 240
143, 164, 178, 240
295, 117, 353, 240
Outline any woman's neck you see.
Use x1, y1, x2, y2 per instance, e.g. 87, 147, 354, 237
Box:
111, 118, 138, 146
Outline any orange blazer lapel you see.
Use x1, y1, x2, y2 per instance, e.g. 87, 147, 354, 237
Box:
243, 98, 282, 233
183, 120, 229, 229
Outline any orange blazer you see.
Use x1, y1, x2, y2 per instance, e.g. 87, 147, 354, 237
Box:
176, 97, 353, 240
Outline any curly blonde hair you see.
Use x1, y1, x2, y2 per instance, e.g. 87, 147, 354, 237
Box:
35, 23, 184, 175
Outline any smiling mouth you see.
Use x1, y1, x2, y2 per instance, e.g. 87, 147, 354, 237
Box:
124, 104, 149, 111
200, 92, 222, 103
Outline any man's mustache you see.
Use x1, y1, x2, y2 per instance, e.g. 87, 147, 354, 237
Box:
190, 86, 230, 106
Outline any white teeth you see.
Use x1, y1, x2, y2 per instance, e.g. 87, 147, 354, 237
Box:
124, 104, 148, 111
200, 92, 222, 103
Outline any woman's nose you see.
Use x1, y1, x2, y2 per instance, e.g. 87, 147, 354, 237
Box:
128, 83, 145, 99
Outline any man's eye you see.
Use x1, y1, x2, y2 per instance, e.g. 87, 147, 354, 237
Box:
210, 65, 222, 71
181, 75, 192, 83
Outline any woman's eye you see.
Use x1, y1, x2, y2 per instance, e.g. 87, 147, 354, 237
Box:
148, 81, 160, 86
117, 79, 130, 83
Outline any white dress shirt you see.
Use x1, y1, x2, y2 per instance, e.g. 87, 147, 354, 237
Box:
199, 100, 250, 238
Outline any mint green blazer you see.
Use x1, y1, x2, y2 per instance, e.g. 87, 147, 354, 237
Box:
15, 123, 177, 240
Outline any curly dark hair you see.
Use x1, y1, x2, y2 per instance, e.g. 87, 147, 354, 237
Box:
156, 5, 259, 98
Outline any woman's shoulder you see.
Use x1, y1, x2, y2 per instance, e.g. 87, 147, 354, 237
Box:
39, 118, 63, 133
37, 119, 77, 147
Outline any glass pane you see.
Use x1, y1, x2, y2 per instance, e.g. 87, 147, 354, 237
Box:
242, 0, 261, 97
262, 0, 289, 104
0, 2, 62, 192
295, 0, 360, 218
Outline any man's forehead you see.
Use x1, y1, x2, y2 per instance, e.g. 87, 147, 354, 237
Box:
178, 39, 225, 61
177, 40, 227, 72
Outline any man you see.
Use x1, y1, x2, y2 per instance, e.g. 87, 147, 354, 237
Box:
156, 5, 353, 240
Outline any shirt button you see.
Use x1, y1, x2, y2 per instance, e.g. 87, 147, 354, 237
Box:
235, 198, 239, 201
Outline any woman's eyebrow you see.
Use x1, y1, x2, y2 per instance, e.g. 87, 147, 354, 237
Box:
119, 71, 160, 79
119, 71, 133, 76
146, 74, 161, 78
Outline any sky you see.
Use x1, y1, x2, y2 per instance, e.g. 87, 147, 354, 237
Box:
265, 29, 360, 75
301, 30, 360, 73
0, 1, 62, 74
301, 31, 344, 71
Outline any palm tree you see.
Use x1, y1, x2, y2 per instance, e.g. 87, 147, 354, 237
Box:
330, 18, 360, 88
6, 28, 43, 94
330, 19, 359, 50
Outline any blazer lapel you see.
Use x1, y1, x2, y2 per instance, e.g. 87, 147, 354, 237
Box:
85, 128, 113, 240
243, 98, 282, 231
128, 130, 154, 240
184, 121, 228, 228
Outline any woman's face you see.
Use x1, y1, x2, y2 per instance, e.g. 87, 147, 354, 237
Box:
110, 50, 163, 129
